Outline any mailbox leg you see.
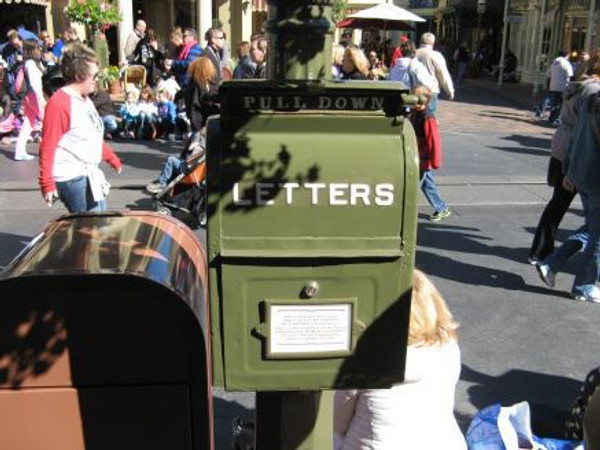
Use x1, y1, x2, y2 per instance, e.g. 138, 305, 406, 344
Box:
255, 390, 333, 449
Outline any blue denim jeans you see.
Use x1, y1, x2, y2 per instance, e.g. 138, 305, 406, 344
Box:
56, 175, 107, 213
137, 112, 157, 138
547, 91, 563, 123
456, 62, 468, 88
544, 192, 600, 297
573, 192, 600, 297
158, 156, 183, 185
103, 115, 118, 135
427, 94, 438, 117
420, 169, 447, 213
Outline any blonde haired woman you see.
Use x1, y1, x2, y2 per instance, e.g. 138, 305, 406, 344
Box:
332, 44, 345, 79
334, 269, 467, 450
340, 45, 370, 80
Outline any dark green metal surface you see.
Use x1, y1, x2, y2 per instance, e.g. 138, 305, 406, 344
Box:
207, 82, 419, 391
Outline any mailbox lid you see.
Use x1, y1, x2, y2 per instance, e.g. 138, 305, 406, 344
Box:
207, 113, 418, 259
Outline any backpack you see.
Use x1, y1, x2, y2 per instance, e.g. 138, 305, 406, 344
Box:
3, 62, 27, 98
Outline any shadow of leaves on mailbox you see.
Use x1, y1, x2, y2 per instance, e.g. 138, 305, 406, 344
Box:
207, 132, 321, 218
0, 304, 68, 388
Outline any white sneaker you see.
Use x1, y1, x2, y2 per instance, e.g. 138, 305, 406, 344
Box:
145, 181, 166, 194
535, 262, 556, 288
14, 153, 34, 161
572, 286, 600, 303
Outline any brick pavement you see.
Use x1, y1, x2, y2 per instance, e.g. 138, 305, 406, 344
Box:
437, 74, 554, 135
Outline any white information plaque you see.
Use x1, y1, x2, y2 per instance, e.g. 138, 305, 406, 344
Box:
268, 304, 352, 356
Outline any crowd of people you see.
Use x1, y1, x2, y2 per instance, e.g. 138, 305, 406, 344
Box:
0, 22, 269, 152
333, 32, 455, 222
0, 20, 271, 213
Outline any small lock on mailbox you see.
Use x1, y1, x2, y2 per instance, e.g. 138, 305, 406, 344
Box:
206, 79, 420, 391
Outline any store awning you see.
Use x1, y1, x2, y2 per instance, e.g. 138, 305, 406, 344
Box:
0, 0, 48, 5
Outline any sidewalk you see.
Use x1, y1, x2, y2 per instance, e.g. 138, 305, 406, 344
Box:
465, 74, 545, 111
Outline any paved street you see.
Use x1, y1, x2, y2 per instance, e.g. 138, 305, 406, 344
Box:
1, 75, 598, 447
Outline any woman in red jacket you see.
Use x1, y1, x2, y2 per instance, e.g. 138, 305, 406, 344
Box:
39, 43, 122, 212
412, 85, 451, 222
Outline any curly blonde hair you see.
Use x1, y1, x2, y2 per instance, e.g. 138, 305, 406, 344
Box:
409, 269, 459, 347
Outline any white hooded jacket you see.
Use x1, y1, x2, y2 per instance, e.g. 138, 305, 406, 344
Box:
389, 57, 437, 91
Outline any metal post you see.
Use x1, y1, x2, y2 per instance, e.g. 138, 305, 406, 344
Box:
254, 2, 335, 448
498, 0, 510, 85
264, 0, 333, 81
533, 0, 546, 94
585, 0, 596, 50
255, 391, 334, 450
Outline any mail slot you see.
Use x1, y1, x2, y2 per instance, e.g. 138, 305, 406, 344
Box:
206, 80, 420, 391
0, 212, 212, 450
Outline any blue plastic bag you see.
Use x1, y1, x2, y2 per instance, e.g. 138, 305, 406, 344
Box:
466, 404, 505, 449
466, 402, 582, 450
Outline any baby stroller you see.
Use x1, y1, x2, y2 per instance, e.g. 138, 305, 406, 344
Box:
153, 139, 207, 228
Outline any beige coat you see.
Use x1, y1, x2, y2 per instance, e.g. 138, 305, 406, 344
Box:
415, 45, 455, 99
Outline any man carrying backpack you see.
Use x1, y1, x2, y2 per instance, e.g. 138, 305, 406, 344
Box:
2, 31, 25, 115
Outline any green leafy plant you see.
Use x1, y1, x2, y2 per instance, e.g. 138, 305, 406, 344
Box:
332, 0, 349, 23
103, 65, 121, 84
64, 0, 122, 33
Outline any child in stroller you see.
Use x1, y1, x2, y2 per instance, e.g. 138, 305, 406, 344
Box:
146, 132, 207, 227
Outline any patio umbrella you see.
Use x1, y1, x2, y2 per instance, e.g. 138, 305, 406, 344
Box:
338, 3, 426, 65
336, 17, 414, 31
348, 3, 426, 24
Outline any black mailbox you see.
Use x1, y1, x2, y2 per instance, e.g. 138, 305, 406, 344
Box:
0, 212, 212, 450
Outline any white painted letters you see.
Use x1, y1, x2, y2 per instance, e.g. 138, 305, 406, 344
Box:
375, 184, 394, 206
243, 96, 256, 108
305, 183, 327, 205
350, 184, 371, 206
231, 182, 395, 207
329, 183, 349, 205
282, 182, 300, 204
319, 96, 332, 109
256, 183, 275, 205
233, 183, 251, 205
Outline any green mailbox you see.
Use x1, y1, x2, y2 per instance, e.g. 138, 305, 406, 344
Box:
206, 2, 421, 446
206, 80, 419, 391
